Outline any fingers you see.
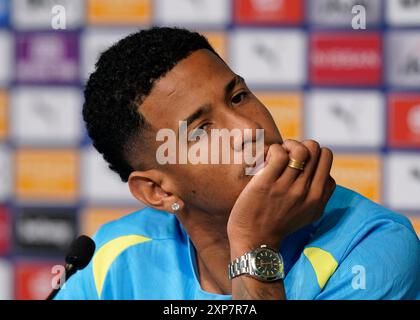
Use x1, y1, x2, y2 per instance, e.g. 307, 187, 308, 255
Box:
313, 175, 336, 221
306, 147, 334, 212
277, 139, 310, 184
311, 147, 333, 189
255, 143, 289, 184
294, 140, 321, 192
254, 141, 333, 207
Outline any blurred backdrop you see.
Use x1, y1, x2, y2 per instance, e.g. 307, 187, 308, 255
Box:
0, 0, 419, 299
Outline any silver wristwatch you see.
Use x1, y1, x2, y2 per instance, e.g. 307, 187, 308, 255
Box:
228, 245, 284, 282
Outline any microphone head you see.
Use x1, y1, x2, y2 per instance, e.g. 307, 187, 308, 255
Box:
65, 235, 96, 270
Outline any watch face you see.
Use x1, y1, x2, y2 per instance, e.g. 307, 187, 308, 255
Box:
254, 249, 282, 279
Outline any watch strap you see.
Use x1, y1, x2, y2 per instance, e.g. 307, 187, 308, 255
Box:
228, 245, 285, 281
228, 253, 250, 280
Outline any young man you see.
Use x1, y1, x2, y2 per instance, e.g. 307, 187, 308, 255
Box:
55, 27, 419, 300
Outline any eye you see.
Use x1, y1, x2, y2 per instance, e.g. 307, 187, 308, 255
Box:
198, 122, 210, 131
231, 91, 248, 107
188, 122, 211, 140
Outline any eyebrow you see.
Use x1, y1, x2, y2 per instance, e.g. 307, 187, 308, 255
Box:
180, 74, 245, 131
183, 104, 211, 129
225, 74, 244, 94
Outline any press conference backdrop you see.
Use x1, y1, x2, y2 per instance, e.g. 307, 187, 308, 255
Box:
0, 0, 419, 300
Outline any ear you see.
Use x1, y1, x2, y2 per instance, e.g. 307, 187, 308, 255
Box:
128, 170, 184, 214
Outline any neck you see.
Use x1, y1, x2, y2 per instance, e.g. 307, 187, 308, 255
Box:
176, 208, 232, 295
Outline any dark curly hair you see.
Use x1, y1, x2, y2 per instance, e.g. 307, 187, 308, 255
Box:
83, 27, 219, 182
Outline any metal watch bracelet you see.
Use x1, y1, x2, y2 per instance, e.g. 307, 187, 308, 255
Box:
228, 252, 251, 280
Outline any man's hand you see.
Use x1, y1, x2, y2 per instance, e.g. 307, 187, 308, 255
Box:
227, 139, 336, 299
227, 139, 336, 252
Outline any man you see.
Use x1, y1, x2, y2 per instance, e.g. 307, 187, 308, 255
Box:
55, 27, 419, 300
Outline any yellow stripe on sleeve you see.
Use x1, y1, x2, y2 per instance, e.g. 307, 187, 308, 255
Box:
303, 247, 338, 290
93, 235, 151, 298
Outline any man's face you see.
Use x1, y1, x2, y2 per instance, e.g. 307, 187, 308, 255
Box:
140, 49, 283, 215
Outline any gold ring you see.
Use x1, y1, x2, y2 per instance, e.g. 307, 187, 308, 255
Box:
288, 158, 305, 171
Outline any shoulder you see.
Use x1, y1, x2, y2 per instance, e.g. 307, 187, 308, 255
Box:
310, 185, 418, 257
301, 185, 419, 299
56, 207, 185, 299
93, 206, 181, 247
91, 206, 184, 271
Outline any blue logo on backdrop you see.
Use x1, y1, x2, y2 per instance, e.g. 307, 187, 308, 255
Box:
0, 0, 9, 26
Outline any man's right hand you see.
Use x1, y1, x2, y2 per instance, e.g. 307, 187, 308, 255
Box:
227, 139, 336, 254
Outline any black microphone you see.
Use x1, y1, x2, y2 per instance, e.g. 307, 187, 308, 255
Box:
46, 235, 96, 300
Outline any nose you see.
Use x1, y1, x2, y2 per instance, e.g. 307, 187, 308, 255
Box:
221, 109, 264, 152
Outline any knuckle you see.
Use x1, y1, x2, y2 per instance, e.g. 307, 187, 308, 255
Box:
303, 139, 320, 152
271, 184, 286, 196
269, 144, 288, 160
308, 189, 322, 203
283, 138, 296, 144
253, 180, 271, 194
268, 143, 283, 156
288, 186, 304, 201
254, 185, 271, 196
277, 151, 289, 163
287, 182, 306, 199
296, 144, 310, 160
321, 147, 333, 159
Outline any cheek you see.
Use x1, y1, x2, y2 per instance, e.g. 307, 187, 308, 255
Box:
256, 103, 277, 128
242, 98, 277, 129
253, 101, 283, 141
174, 164, 249, 211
